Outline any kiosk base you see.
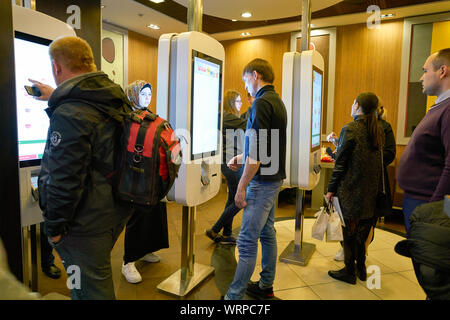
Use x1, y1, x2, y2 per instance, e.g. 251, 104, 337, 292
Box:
278, 188, 316, 266
157, 263, 214, 297
279, 240, 316, 266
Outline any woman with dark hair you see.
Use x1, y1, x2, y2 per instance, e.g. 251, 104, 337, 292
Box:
325, 92, 383, 284
332, 103, 396, 261
121, 80, 169, 284
205, 90, 246, 245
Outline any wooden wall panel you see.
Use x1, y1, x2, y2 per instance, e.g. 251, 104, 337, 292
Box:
127, 31, 159, 112
334, 20, 404, 136
220, 33, 291, 114
333, 20, 406, 204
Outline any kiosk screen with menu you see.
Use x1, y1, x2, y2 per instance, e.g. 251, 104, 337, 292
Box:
14, 32, 55, 167
311, 66, 323, 151
190, 51, 222, 160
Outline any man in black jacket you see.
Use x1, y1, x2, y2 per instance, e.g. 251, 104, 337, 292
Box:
32, 36, 132, 299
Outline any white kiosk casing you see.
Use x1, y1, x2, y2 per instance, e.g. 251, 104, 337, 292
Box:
157, 31, 224, 207
13, 6, 76, 227
282, 50, 324, 190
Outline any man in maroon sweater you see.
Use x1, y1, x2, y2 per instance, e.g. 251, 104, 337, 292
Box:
397, 48, 450, 237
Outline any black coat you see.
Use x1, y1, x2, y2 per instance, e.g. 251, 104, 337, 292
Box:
327, 117, 383, 220
39, 72, 133, 237
395, 200, 450, 300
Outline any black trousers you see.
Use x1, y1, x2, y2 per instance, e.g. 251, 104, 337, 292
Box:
342, 218, 374, 273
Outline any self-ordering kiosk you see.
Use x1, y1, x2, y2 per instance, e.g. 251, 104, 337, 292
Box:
157, 31, 224, 207
156, 31, 224, 296
12, 5, 76, 288
282, 50, 324, 190
279, 49, 325, 266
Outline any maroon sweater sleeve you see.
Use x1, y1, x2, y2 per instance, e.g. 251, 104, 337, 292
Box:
431, 105, 450, 201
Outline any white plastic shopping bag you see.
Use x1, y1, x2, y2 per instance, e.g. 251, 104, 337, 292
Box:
326, 207, 344, 242
311, 207, 329, 241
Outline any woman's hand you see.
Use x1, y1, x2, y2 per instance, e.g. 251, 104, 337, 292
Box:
325, 192, 334, 203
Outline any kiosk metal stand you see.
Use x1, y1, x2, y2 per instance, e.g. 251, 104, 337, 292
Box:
279, 188, 316, 266
157, 206, 214, 297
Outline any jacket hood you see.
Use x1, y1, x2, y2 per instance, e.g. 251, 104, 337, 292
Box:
48, 72, 127, 115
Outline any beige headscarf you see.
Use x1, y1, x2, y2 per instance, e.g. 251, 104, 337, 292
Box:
125, 80, 152, 109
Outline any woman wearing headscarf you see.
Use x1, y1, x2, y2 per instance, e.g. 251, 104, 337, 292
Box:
121, 80, 169, 284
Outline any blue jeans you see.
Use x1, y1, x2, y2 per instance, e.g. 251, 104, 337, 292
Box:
226, 179, 282, 300
402, 196, 427, 238
212, 164, 243, 236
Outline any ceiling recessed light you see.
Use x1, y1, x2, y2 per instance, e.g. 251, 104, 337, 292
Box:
150, 0, 165, 3
241, 12, 252, 18
232, 19, 237, 22
147, 24, 160, 30
241, 32, 251, 37
380, 13, 395, 18
101, 5, 105, 8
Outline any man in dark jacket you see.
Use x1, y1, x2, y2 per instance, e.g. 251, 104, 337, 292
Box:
395, 200, 450, 300
225, 59, 287, 300
32, 36, 132, 299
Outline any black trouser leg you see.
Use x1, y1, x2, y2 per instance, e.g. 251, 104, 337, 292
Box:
342, 226, 356, 275
355, 219, 373, 269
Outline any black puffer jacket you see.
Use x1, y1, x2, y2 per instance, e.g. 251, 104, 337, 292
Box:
38, 72, 133, 237
395, 200, 450, 300
327, 116, 383, 220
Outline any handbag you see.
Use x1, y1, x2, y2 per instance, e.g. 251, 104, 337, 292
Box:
311, 207, 329, 241
376, 147, 392, 217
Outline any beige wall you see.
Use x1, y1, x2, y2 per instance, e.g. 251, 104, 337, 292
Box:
220, 33, 291, 114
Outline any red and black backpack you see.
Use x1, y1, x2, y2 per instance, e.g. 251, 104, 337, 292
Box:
116, 108, 181, 206
91, 101, 181, 207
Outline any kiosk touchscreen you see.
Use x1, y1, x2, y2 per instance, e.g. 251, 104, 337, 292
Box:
15, 32, 54, 166
13, 5, 76, 227
282, 50, 324, 190
157, 31, 224, 207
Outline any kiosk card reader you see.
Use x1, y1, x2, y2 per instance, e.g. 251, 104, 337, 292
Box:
13, 5, 76, 289
156, 31, 224, 296
279, 49, 325, 266
157, 31, 223, 207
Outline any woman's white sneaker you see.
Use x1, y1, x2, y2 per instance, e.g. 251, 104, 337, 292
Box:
141, 253, 161, 263
122, 262, 142, 283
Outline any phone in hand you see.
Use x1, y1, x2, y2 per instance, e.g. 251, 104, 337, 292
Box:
24, 85, 41, 97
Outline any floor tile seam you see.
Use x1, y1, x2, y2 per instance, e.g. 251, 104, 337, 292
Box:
363, 254, 412, 274
368, 272, 424, 301
308, 281, 382, 300
275, 286, 323, 300
273, 283, 310, 292
396, 270, 421, 285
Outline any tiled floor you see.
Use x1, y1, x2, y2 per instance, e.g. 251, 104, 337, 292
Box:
37, 184, 426, 300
